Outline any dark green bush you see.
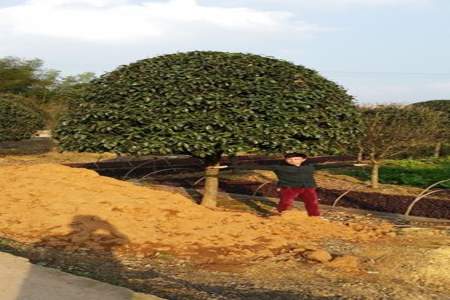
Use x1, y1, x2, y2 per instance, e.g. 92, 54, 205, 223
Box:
55, 51, 361, 158
0, 97, 45, 142
412, 99, 450, 116
410, 100, 450, 157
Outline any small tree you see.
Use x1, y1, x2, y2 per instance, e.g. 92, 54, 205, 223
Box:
0, 57, 98, 129
411, 100, 450, 158
55, 51, 361, 207
0, 56, 59, 100
44, 72, 97, 129
0, 97, 45, 142
52, 72, 96, 100
359, 105, 443, 188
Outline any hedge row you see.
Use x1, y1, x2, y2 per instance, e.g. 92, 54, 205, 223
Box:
0, 96, 45, 142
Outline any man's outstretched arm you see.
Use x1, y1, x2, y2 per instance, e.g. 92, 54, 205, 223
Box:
314, 162, 368, 170
210, 164, 278, 171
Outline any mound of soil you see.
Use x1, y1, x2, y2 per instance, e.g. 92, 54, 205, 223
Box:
0, 151, 116, 166
148, 175, 450, 219
2, 164, 450, 299
0, 164, 392, 265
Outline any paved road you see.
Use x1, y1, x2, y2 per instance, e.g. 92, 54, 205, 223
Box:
0, 252, 164, 300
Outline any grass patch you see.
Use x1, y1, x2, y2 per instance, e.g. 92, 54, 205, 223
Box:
326, 157, 450, 189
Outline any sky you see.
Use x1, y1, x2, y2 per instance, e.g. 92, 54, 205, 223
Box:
0, 0, 449, 104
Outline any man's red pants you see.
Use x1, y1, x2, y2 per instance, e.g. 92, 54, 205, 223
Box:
277, 187, 320, 216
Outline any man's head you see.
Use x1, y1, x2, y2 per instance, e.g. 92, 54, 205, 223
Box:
284, 153, 307, 166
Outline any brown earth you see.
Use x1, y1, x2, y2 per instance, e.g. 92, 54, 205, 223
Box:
0, 164, 392, 265
0, 163, 449, 299
0, 151, 117, 166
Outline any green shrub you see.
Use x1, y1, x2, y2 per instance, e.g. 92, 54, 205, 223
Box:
411, 100, 450, 157
327, 157, 450, 188
0, 97, 45, 142
412, 99, 450, 116
55, 51, 361, 157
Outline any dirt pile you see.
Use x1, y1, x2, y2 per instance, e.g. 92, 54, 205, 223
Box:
302, 249, 332, 263
0, 151, 116, 166
0, 164, 393, 264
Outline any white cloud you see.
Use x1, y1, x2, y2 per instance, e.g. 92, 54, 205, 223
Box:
0, 0, 326, 42
203, 0, 432, 9
310, 0, 430, 5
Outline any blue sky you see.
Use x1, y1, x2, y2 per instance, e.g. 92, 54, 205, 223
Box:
1, 0, 449, 104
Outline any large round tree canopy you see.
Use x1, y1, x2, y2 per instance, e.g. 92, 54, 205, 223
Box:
55, 51, 361, 157
0, 97, 44, 142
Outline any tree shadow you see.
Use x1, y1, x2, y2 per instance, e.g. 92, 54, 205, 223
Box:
226, 193, 277, 216
180, 184, 277, 216
16, 215, 136, 300
181, 187, 204, 205
7, 215, 338, 300
219, 181, 278, 216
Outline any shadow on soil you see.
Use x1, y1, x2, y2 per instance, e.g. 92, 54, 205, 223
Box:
3, 215, 328, 300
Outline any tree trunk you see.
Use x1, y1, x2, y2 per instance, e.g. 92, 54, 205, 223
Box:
371, 162, 380, 189
357, 149, 364, 162
357, 143, 364, 162
201, 160, 221, 207
369, 152, 379, 189
434, 142, 442, 158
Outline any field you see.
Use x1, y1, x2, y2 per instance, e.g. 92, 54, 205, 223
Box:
327, 157, 450, 189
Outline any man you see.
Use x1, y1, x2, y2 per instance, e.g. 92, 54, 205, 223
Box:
215, 153, 365, 216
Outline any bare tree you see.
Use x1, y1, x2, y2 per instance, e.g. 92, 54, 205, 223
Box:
411, 100, 450, 158
359, 105, 444, 188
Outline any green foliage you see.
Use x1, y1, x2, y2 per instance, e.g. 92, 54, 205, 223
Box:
326, 157, 450, 189
0, 93, 46, 118
0, 55, 96, 129
0, 97, 45, 142
45, 72, 97, 129
55, 51, 361, 159
411, 99, 450, 141
412, 99, 450, 116
359, 105, 444, 160
52, 72, 96, 102
0, 56, 59, 99
0, 57, 40, 94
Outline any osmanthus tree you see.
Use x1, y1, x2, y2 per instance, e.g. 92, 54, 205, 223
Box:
411, 100, 450, 158
0, 96, 45, 142
359, 105, 443, 188
55, 51, 361, 207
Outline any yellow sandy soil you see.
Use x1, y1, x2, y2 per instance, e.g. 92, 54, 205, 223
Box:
0, 164, 393, 265
0, 151, 117, 166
